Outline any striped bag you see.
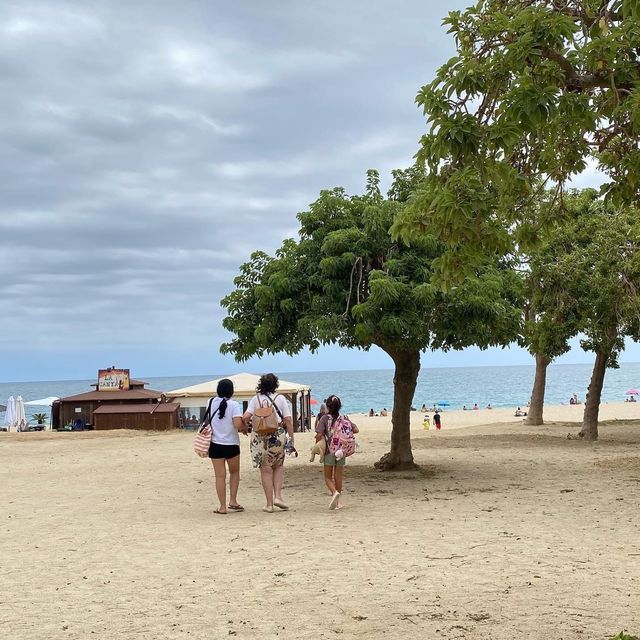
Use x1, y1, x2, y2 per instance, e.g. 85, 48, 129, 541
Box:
193, 398, 215, 458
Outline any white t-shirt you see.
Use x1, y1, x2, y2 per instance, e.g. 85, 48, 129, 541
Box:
247, 393, 292, 423
208, 397, 242, 446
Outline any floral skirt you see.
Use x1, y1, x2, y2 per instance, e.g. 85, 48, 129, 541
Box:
250, 427, 287, 468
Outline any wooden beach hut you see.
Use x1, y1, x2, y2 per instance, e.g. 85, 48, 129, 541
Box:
52, 373, 171, 430
165, 372, 313, 431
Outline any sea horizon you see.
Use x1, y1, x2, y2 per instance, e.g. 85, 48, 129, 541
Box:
4, 361, 640, 416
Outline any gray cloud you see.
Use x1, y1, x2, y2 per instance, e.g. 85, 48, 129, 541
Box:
1, 0, 476, 379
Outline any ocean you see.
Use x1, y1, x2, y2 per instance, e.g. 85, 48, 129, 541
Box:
2, 362, 640, 419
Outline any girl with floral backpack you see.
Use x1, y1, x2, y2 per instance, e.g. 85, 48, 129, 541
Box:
314, 394, 359, 510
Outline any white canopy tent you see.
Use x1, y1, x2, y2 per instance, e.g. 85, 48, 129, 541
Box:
24, 396, 60, 407
166, 373, 313, 431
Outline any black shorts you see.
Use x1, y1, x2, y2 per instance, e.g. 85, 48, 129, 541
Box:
208, 442, 240, 459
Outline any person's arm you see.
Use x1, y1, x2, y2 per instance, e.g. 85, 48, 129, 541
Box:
315, 414, 326, 442
351, 421, 359, 434
233, 416, 247, 434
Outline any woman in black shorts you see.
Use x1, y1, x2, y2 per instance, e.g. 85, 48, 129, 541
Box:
207, 379, 247, 514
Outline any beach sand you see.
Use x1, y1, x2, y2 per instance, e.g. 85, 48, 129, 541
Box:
1, 405, 639, 639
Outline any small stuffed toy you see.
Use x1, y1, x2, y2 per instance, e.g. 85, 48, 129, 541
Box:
309, 437, 326, 462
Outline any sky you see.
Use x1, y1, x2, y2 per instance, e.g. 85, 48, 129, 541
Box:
0, 0, 635, 383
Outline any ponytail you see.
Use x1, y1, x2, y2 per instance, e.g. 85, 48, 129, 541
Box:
216, 378, 234, 418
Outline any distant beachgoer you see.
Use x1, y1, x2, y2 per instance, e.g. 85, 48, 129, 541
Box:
207, 378, 247, 515
472, 403, 479, 410
420, 404, 427, 412
515, 407, 523, 417
630, 396, 637, 403
315, 394, 359, 510
423, 414, 430, 430
462, 405, 467, 411
433, 410, 441, 430
410, 405, 416, 411
314, 402, 328, 429
368, 408, 375, 417
380, 408, 388, 417
572, 393, 580, 404
243, 373, 294, 513
486, 403, 492, 410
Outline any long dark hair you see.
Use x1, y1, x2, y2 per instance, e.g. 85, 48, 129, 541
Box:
326, 395, 341, 419
216, 379, 234, 418
257, 373, 279, 395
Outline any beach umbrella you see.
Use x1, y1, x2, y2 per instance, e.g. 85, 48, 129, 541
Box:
24, 396, 59, 406
310, 398, 319, 405
625, 389, 639, 395
4, 396, 16, 431
15, 396, 28, 432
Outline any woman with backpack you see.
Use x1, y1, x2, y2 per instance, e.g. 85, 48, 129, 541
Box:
243, 373, 294, 513
208, 378, 247, 514
314, 394, 359, 510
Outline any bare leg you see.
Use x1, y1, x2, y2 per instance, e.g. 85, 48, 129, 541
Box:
273, 464, 285, 503
334, 466, 344, 494
211, 458, 227, 513
324, 465, 336, 495
260, 465, 274, 507
227, 455, 241, 507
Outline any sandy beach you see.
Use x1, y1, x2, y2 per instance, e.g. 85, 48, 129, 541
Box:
1, 404, 639, 639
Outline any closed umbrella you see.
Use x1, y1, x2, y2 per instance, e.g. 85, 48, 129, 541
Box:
4, 396, 16, 431
15, 396, 28, 432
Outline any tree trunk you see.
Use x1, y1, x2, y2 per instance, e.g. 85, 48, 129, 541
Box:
579, 350, 609, 441
525, 353, 551, 425
374, 349, 420, 471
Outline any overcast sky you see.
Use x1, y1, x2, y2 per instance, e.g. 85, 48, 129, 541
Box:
0, 0, 632, 382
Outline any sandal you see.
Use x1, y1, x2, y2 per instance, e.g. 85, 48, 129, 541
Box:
214, 509, 227, 515
228, 504, 245, 512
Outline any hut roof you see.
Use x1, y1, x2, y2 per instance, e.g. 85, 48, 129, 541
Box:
58, 388, 163, 402
165, 372, 310, 401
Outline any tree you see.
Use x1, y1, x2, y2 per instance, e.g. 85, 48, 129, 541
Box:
532, 191, 640, 439
221, 171, 522, 469
393, 0, 640, 284
517, 191, 585, 424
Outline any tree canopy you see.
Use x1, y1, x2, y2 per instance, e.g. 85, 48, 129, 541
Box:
221, 171, 522, 468
393, 0, 640, 283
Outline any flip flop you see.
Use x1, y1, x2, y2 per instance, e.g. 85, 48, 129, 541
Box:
214, 509, 227, 515
228, 504, 245, 512
273, 500, 289, 510
329, 491, 340, 510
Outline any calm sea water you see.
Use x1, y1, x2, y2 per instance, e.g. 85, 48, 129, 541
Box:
3, 362, 640, 419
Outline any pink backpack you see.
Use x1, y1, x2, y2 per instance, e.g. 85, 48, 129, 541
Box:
327, 415, 356, 458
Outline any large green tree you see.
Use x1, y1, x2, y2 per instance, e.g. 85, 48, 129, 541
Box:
221, 171, 521, 469
532, 191, 640, 439
393, 0, 640, 283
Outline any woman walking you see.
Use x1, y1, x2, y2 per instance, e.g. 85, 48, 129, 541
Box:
243, 373, 294, 512
208, 378, 247, 514
315, 394, 358, 510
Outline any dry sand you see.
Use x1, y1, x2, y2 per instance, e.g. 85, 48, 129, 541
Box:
1, 406, 639, 639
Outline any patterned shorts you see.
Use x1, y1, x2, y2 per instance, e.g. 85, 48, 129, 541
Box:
250, 427, 287, 468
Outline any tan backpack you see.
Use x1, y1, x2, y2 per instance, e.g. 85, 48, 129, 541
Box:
253, 394, 283, 435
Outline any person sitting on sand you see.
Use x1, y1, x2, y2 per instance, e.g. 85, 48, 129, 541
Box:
463, 405, 467, 411
472, 403, 479, 410
368, 408, 375, 417
315, 394, 359, 510
486, 403, 492, 410
380, 408, 388, 417
514, 407, 525, 417
420, 404, 427, 412
207, 378, 247, 515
